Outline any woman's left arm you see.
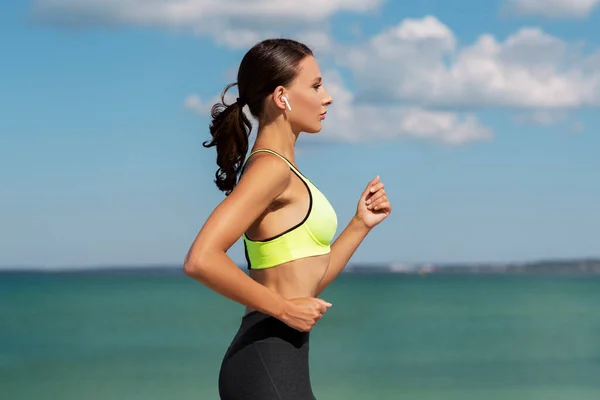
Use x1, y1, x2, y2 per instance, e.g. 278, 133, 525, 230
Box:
315, 176, 392, 296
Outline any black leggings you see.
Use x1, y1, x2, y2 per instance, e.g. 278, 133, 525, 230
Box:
218, 310, 317, 400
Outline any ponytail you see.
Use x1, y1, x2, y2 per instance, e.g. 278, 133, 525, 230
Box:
203, 83, 253, 196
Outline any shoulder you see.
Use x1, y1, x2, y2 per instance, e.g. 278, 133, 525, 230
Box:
236, 152, 291, 197
185, 152, 293, 257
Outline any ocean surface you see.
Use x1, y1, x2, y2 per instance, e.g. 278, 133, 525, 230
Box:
1, 271, 599, 399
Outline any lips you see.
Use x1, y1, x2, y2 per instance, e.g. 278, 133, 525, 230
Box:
320, 111, 327, 120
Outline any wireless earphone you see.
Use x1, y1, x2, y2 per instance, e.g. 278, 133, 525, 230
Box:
281, 95, 292, 111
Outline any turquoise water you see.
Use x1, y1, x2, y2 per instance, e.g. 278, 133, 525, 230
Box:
1, 272, 599, 399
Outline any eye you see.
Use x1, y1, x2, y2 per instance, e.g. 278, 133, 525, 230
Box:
313, 83, 322, 90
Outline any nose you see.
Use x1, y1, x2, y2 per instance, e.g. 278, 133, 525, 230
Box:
322, 87, 333, 106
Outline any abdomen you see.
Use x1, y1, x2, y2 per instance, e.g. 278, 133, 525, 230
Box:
248, 254, 329, 300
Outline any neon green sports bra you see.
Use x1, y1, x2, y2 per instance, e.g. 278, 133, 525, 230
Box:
241, 149, 338, 270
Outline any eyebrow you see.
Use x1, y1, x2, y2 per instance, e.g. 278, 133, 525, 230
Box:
313, 77, 322, 84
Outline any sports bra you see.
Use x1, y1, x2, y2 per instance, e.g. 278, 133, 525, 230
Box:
241, 149, 338, 270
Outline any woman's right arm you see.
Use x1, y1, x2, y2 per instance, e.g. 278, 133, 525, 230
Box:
183, 154, 330, 328
184, 154, 289, 317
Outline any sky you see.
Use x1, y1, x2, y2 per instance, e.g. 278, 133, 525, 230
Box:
1, 0, 599, 270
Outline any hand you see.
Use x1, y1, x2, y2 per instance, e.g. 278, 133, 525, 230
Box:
279, 297, 332, 332
355, 175, 392, 230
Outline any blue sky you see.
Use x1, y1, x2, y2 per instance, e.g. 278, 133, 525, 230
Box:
1, 0, 599, 269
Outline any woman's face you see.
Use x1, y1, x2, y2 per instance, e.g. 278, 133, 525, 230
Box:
285, 56, 333, 134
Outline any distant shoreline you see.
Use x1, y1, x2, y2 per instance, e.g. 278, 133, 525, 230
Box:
2, 258, 599, 275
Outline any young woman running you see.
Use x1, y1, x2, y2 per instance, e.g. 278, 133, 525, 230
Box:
184, 38, 392, 400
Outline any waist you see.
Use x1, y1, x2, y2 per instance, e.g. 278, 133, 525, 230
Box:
247, 254, 329, 304
234, 310, 310, 348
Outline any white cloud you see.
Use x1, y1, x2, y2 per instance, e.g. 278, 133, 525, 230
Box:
504, 0, 600, 19
33, 0, 381, 50
339, 16, 600, 110
320, 70, 493, 144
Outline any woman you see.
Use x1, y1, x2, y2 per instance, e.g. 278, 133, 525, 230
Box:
183, 38, 392, 400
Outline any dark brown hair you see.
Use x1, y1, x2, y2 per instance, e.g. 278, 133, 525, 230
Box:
203, 38, 313, 195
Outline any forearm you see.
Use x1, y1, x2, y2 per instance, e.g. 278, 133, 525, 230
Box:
184, 251, 286, 318
316, 215, 371, 296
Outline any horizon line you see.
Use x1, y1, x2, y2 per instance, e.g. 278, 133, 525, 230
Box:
1, 255, 599, 273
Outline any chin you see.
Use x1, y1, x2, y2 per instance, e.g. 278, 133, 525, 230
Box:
303, 123, 323, 134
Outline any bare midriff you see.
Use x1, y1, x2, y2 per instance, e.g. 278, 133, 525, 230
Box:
244, 254, 329, 315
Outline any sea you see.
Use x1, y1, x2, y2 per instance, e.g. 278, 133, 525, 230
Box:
1, 270, 599, 399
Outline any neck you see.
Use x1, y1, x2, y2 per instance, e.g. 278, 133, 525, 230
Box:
253, 117, 298, 163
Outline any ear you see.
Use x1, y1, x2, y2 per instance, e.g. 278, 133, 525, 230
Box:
271, 86, 287, 111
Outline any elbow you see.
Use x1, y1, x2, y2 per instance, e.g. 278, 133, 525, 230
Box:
183, 253, 207, 278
